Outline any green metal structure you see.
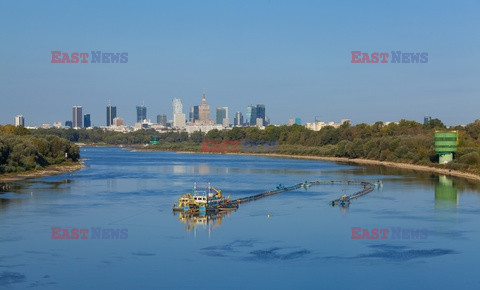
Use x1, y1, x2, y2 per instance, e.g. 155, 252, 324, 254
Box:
150, 136, 160, 145
434, 131, 457, 164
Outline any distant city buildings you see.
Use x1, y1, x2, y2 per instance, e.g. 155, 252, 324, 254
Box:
172, 98, 186, 128
53, 122, 62, 128
245, 104, 266, 126
65, 121, 73, 128
295, 118, 302, 125
234, 112, 243, 126
84, 114, 91, 128
157, 114, 167, 126
136, 105, 147, 123
189, 106, 199, 124
305, 119, 350, 131
424, 116, 432, 125
215, 107, 228, 126
288, 117, 294, 126
72, 106, 82, 129
112, 117, 124, 126
196, 94, 214, 125
107, 104, 117, 126
14, 115, 24, 127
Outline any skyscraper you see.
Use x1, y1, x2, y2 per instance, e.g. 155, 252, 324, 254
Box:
215, 107, 228, 125
72, 106, 83, 129
189, 106, 199, 123
256, 104, 265, 125
246, 105, 256, 126
14, 115, 24, 127
136, 105, 147, 123
234, 112, 243, 126
106, 104, 117, 126
84, 114, 91, 128
196, 94, 213, 125
65, 121, 73, 128
157, 114, 167, 126
172, 98, 183, 115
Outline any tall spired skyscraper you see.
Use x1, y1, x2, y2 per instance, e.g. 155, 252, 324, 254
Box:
72, 106, 83, 129
196, 93, 213, 125
106, 104, 117, 126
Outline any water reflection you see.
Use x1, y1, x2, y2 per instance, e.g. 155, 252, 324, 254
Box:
435, 175, 458, 208
173, 210, 234, 235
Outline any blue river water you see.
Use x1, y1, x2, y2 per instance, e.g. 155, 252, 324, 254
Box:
1, 147, 479, 289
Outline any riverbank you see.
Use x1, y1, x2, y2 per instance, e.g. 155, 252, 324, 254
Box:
0, 161, 85, 182
258, 153, 480, 182
134, 145, 480, 182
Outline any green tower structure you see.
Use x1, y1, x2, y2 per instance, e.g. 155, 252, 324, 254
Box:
434, 131, 457, 164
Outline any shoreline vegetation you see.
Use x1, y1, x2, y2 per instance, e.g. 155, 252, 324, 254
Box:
0, 125, 82, 181
134, 144, 480, 182
0, 161, 85, 182
13, 118, 480, 182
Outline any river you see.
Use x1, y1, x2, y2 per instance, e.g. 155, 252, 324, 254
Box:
1, 147, 479, 289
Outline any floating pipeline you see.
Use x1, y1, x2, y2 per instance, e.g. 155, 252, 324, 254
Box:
173, 180, 377, 214
232, 180, 376, 208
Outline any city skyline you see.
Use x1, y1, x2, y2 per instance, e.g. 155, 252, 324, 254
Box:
1, 1, 479, 126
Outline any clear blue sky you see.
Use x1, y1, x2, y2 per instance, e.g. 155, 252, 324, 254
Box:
0, 0, 479, 126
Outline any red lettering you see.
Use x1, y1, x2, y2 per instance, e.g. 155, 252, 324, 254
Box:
361, 228, 371, 239
351, 227, 362, 239
351, 51, 361, 63
371, 228, 379, 239
379, 52, 389, 63
221, 140, 229, 152
71, 52, 79, 63
71, 228, 79, 239
79, 53, 89, 63
379, 228, 389, 239
51, 227, 62, 239
201, 139, 212, 151
361, 53, 371, 63
371, 52, 379, 63
61, 53, 71, 63
51, 51, 61, 63
230, 141, 239, 152
61, 228, 71, 239
79, 229, 89, 239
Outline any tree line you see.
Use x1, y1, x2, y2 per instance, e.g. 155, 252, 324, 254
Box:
0, 125, 80, 174
29, 119, 480, 174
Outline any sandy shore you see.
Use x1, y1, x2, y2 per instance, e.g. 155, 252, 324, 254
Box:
0, 161, 85, 182
250, 153, 480, 182
132, 147, 480, 182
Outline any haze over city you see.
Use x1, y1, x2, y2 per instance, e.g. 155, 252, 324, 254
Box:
1, 0, 479, 126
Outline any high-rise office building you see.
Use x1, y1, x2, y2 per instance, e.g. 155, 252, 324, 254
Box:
234, 112, 243, 126
246, 105, 257, 125
215, 107, 228, 125
189, 106, 199, 123
84, 114, 91, 128
172, 98, 183, 115
106, 105, 117, 126
196, 94, 213, 125
14, 115, 24, 127
136, 105, 147, 123
256, 104, 265, 125
65, 121, 73, 128
72, 106, 83, 129
157, 114, 167, 126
